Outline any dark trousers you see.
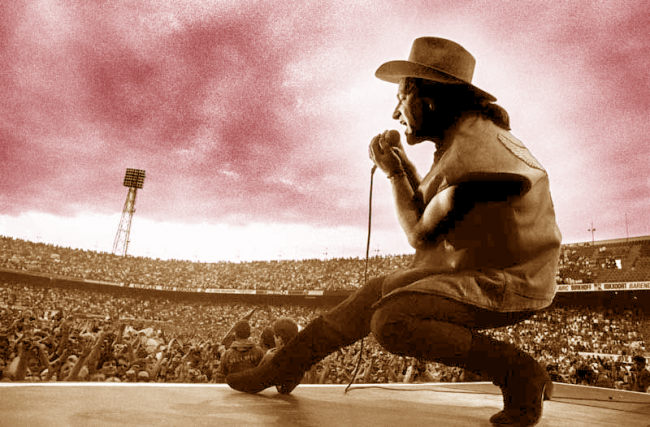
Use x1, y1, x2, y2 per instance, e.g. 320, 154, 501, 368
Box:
322, 275, 535, 360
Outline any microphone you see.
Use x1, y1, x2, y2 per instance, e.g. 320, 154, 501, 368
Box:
371, 130, 400, 173
384, 129, 401, 147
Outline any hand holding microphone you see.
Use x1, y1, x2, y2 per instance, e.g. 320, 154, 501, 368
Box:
369, 130, 405, 178
382, 129, 402, 149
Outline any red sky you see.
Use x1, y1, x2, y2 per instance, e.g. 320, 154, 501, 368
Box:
1, 0, 649, 261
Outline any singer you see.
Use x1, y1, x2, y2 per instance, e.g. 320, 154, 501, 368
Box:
227, 37, 562, 427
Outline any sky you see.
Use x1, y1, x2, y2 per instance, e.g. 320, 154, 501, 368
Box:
1, 0, 649, 263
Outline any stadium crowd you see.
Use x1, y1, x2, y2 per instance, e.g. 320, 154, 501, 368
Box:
0, 236, 417, 291
1, 279, 648, 392
6, 235, 650, 295
1, 235, 649, 391
5, 235, 650, 292
556, 240, 650, 285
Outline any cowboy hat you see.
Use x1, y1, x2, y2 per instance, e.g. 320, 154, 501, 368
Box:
375, 37, 496, 102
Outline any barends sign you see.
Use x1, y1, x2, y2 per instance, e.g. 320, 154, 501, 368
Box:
557, 281, 650, 292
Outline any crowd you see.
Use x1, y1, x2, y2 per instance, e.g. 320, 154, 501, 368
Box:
1, 235, 649, 390
0, 236, 412, 291
4, 235, 650, 292
556, 240, 650, 285
1, 279, 648, 391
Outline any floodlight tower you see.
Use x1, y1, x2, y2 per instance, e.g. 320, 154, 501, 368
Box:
112, 168, 146, 257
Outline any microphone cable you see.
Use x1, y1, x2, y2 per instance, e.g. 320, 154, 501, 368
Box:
364, 165, 378, 283
345, 164, 377, 393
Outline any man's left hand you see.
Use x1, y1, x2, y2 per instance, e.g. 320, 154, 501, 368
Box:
369, 130, 404, 176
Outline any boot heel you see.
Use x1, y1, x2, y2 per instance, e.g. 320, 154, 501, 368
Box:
543, 380, 553, 401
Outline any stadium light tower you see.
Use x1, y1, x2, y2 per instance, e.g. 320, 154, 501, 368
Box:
112, 168, 146, 257
588, 221, 596, 245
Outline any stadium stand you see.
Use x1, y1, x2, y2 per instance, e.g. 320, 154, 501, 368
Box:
0, 234, 648, 392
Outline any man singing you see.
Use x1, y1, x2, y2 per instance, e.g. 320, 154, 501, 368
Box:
227, 37, 562, 427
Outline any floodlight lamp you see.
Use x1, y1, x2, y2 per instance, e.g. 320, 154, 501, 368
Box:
123, 168, 146, 189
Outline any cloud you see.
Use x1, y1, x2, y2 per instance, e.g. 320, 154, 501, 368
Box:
1, 0, 385, 227
2, 0, 650, 258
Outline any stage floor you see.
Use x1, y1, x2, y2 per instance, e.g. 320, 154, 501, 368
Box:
1, 382, 648, 426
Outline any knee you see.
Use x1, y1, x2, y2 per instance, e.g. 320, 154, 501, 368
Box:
370, 308, 410, 356
370, 306, 392, 343
369, 293, 415, 351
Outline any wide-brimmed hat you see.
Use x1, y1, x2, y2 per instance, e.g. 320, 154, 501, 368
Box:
375, 37, 496, 102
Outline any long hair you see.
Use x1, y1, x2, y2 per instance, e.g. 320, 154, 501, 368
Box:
404, 77, 510, 130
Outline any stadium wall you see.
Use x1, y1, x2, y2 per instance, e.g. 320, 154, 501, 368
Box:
0, 267, 348, 307
2, 267, 649, 310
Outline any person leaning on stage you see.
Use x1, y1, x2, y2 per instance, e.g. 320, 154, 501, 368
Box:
214, 320, 264, 383
259, 327, 276, 355
258, 318, 299, 367
226, 36, 562, 427
630, 355, 650, 393
257, 318, 301, 392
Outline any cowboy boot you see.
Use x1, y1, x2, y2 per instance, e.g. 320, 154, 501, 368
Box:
446, 334, 553, 427
489, 364, 553, 426
226, 316, 346, 394
384, 323, 552, 426
489, 380, 553, 426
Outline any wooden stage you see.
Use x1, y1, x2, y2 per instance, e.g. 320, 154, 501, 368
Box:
1, 382, 648, 426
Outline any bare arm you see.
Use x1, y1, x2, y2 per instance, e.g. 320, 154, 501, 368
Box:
64, 332, 105, 381
64, 345, 91, 381
43, 347, 70, 381
4, 341, 27, 381
372, 130, 421, 191
149, 343, 169, 381
390, 176, 456, 250
55, 319, 71, 357
114, 323, 126, 345
388, 133, 421, 192
369, 131, 454, 249
362, 357, 375, 383
318, 359, 330, 384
